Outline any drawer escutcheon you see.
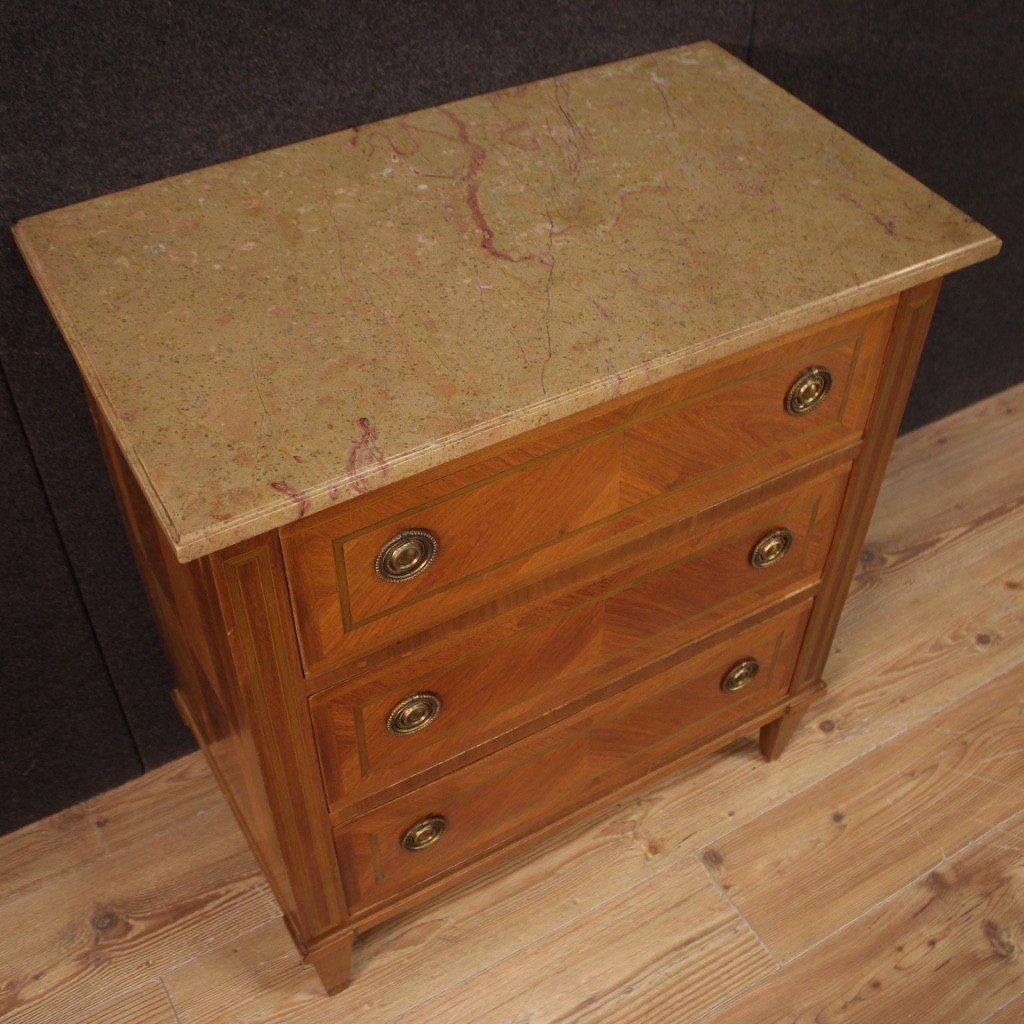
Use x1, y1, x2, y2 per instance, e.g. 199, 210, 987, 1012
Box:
387, 693, 442, 736
401, 816, 448, 851
750, 527, 793, 569
787, 366, 833, 415
721, 659, 760, 693
375, 529, 439, 583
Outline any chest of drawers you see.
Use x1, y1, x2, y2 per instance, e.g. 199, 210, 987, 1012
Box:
15, 42, 999, 992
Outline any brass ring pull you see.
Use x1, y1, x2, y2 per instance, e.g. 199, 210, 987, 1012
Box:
375, 528, 438, 582
721, 659, 760, 693
750, 527, 793, 569
401, 815, 447, 852
787, 366, 833, 415
388, 693, 442, 736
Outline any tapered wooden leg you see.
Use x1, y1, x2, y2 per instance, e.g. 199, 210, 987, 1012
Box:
306, 931, 355, 994
759, 705, 810, 761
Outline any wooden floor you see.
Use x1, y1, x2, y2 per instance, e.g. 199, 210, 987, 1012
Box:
2, 384, 1023, 1024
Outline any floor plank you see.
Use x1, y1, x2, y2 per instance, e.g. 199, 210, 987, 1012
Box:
0, 745, 230, 903
0, 821, 276, 1024
396, 858, 774, 1024
696, 813, 1024, 1024
88, 752, 226, 856
702, 662, 1024, 960
983, 991, 1024, 1024
0, 804, 105, 903
164, 805, 691, 1023
862, 384, 1024, 562
66, 980, 178, 1024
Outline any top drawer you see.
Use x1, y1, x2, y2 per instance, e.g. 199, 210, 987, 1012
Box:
282, 298, 895, 675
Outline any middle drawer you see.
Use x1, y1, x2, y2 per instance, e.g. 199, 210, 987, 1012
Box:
312, 463, 849, 810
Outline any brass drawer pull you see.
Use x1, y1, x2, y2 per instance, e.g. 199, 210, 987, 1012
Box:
375, 528, 438, 582
401, 815, 447, 851
721, 659, 760, 693
750, 527, 793, 568
388, 693, 442, 736
787, 366, 832, 415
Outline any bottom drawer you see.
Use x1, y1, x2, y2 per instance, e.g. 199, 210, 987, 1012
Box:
333, 599, 812, 910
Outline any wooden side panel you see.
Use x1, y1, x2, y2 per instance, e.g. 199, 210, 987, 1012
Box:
208, 537, 350, 942
312, 465, 849, 808
90, 403, 225, 695
791, 279, 943, 692
90, 407, 342, 942
334, 601, 812, 910
90, 411, 276, 886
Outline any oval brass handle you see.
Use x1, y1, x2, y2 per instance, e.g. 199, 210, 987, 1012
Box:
750, 527, 793, 569
401, 815, 447, 852
375, 528, 439, 583
787, 366, 833, 415
388, 693, 442, 736
721, 659, 760, 693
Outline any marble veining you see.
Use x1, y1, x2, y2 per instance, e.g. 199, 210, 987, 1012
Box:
14, 42, 999, 561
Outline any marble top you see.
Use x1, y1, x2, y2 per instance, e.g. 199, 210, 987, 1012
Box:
15, 42, 999, 561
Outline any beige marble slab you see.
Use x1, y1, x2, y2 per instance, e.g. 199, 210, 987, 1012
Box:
14, 41, 999, 561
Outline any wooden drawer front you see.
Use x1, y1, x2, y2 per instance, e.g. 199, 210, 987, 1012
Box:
312, 464, 847, 809
333, 600, 811, 910
284, 300, 893, 674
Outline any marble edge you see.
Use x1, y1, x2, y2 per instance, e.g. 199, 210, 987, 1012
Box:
167, 234, 996, 563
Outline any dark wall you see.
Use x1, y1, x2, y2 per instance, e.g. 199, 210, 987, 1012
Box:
2, 1, 1020, 835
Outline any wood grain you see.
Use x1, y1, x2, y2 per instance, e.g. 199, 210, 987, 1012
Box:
162, 808, 734, 1023
401, 857, 775, 1024
862, 381, 1024, 554
0, 805, 104, 903
66, 981, 178, 1024
0, 752, 227, 903
0, 822, 275, 1024
697, 813, 1024, 1024
164, 851, 769, 1024
701, 663, 1024, 961
789, 279, 941, 696
983, 992, 1024, 1024
88, 752, 227, 856
208, 537, 351, 951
